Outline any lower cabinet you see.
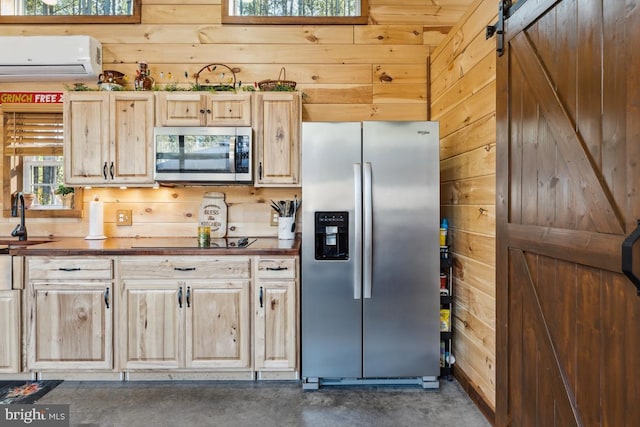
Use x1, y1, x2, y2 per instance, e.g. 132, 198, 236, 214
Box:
0, 290, 20, 373
26, 257, 114, 371
28, 283, 113, 370
186, 281, 250, 369
119, 279, 251, 370
18, 253, 299, 378
119, 281, 182, 370
117, 256, 252, 372
254, 257, 299, 376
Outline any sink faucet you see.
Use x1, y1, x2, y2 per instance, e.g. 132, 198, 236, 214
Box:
11, 192, 28, 241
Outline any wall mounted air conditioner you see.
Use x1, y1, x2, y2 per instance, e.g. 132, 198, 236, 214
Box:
0, 35, 102, 82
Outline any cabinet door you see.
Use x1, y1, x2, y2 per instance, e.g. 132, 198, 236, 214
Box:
28, 282, 112, 370
254, 280, 297, 371
64, 92, 110, 185
206, 93, 252, 126
254, 92, 301, 186
119, 280, 183, 370
155, 92, 205, 126
110, 92, 155, 184
0, 290, 20, 373
185, 280, 251, 369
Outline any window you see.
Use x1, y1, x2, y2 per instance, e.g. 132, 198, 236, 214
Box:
2, 104, 82, 218
23, 156, 64, 208
0, 0, 141, 24
223, 0, 368, 24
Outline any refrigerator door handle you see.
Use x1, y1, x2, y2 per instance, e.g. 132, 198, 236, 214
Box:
363, 162, 373, 299
354, 163, 362, 300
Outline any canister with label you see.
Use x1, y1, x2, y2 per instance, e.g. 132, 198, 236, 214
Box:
199, 192, 227, 238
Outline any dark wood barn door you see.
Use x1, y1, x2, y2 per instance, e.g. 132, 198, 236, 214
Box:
496, 0, 640, 425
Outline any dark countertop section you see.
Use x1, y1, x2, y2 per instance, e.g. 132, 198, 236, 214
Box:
4, 235, 300, 256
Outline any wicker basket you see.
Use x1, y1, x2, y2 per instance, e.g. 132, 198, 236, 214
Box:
258, 67, 297, 91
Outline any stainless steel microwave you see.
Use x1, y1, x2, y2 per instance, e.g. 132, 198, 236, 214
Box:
154, 127, 252, 183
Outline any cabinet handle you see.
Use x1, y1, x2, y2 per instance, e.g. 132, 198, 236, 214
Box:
259, 162, 263, 180
109, 162, 114, 179
178, 286, 183, 308
58, 267, 81, 271
266, 266, 288, 271
104, 287, 110, 309
199, 108, 206, 114
186, 286, 191, 308
103, 162, 108, 179
174, 267, 196, 272
259, 286, 263, 308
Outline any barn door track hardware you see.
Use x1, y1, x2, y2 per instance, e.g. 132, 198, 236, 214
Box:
486, 0, 527, 56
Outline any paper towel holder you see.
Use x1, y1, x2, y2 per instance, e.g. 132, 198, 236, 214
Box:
85, 195, 107, 240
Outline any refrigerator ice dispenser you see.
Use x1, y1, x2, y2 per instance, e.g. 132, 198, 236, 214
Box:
315, 211, 349, 260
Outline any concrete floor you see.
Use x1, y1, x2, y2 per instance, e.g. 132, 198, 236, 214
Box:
37, 378, 490, 427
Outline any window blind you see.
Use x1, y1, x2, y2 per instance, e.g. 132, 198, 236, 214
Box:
3, 111, 64, 157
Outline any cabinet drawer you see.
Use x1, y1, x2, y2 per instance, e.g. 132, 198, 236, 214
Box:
257, 258, 297, 279
28, 257, 113, 280
119, 256, 251, 279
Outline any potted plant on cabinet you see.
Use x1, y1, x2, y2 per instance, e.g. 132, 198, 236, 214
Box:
54, 184, 74, 209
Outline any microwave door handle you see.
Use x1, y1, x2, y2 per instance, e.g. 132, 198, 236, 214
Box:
229, 136, 236, 173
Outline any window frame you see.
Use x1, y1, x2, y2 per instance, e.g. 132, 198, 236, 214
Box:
1, 103, 82, 219
222, 0, 369, 25
0, 0, 141, 24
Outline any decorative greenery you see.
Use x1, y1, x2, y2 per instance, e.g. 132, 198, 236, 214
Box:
65, 81, 298, 93
270, 84, 297, 92
54, 184, 74, 196
158, 83, 189, 92
64, 83, 94, 91
192, 84, 236, 92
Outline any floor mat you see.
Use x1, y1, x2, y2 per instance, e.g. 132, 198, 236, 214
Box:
0, 380, 63, 404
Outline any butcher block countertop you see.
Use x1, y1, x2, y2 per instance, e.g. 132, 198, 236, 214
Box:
4, 236, 300, 256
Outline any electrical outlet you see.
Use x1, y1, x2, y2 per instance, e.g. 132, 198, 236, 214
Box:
116, 209, 132, 226
270, 212, 279, 227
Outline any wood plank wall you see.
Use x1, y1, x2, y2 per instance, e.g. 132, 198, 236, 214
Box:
430, 0, 497, 414
0, 0, 471, 239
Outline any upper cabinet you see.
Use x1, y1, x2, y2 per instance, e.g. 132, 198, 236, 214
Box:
63, 91, 300, 187
64, 91, 155, 186
253, 92, 302, 187
156, 92, 252, 127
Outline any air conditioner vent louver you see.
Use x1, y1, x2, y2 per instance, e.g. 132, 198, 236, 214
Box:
0, 35, 102, 82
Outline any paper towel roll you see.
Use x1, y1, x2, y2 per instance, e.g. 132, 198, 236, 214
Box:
85, 199, 106, 240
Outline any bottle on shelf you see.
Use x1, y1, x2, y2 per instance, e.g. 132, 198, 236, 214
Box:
440, 273, 449, 296
440, 218, 448, 247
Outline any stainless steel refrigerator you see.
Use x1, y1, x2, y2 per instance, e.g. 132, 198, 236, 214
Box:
301, 121, 441, 389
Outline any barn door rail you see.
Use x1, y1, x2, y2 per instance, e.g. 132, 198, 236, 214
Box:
622, 219, 640, 296
486, 0, 528, 56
